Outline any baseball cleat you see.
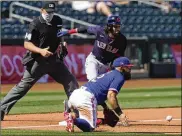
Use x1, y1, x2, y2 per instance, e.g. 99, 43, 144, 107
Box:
64, 112, 74, 132
96, 118, 105, 127
1, 111, 5, 121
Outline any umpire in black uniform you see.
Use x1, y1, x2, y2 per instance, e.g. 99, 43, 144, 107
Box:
1, 2, 79, 121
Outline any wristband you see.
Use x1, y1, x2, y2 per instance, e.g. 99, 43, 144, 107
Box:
114, 107, 123, 116
68, 29, 77, 34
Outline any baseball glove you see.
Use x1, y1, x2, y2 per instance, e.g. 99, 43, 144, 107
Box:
103, 108, 119, 127
57, 43, 68, 60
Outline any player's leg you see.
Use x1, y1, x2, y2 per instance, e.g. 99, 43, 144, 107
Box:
95, 1, 112, 17
0, 61, 46, 120
48, 61, 79, 98
98, 63, 110, 75
85, 53, 99, 81
69, 88, 97, 132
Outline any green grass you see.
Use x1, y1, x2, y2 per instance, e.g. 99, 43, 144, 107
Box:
1, 130, 181, 136
1, 86, 181, 114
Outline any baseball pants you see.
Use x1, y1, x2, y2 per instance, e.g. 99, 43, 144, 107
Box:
69, 86, 97, 129
85, 53, 109, 81
1, 59, 79, 114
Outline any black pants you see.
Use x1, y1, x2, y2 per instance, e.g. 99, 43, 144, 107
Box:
1, 59, 79, 114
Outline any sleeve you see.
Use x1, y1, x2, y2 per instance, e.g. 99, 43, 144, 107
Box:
57, 16, 63, 30
57, 17, 63, 42
24, 21, 39, 44
109, 76, 125, 93
87, 25, 101, 35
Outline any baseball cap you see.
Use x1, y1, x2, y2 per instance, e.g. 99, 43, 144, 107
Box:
42, 2, 56, 13
112, 57, 134, 67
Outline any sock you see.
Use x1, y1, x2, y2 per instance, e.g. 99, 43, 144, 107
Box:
74, 118, 93, 132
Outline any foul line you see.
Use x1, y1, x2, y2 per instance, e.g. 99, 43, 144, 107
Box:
127, 118, 182, 123
2, 118, 181, 129
2, 124, 60, 129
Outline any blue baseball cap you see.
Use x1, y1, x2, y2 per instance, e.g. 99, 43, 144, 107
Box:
112, 57, 133, 67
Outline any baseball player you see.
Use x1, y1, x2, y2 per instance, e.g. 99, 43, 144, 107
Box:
57, 15, 128, 81
63, 57, 133, 132
0, 2, 79, 121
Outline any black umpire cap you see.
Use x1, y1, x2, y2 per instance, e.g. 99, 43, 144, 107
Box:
42, 2, 56, 12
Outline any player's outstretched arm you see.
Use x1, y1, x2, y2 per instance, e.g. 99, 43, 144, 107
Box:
57, 27, 88, 37
107, 90, 122, 114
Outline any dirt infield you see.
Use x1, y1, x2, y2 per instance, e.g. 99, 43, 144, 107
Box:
1, 79, 181, 133
2, 108, 181, 133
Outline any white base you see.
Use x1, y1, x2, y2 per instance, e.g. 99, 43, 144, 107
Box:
59, 121, 67, 126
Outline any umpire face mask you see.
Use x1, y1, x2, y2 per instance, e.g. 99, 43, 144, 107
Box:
42, 11, 54, 22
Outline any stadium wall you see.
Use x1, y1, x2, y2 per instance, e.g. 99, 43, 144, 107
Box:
1, 38, 181, 84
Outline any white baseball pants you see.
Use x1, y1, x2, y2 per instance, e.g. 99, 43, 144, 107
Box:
68, 86, 97, 128
85, 53, 110, 81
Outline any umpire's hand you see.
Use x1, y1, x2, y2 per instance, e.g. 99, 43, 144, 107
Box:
39, 46, 53, 57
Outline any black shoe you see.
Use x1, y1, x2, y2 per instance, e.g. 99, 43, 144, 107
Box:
1, 111, 5, 121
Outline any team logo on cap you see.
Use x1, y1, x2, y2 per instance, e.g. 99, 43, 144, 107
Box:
49, 4, 54, 8
116, 17, 120, 22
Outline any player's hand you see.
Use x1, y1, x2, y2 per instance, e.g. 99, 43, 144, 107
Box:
39, 46, 53, 57
57, 31, 69, 37
63, 42, 67, 48
119, 113, 129, 127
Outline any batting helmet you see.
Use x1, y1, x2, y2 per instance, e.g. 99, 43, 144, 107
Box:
112, 57, 133, 67
107, 15, 121, 25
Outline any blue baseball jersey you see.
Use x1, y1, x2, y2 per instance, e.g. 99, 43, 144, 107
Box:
83, 70, 125, 105
87, 26, 127, 64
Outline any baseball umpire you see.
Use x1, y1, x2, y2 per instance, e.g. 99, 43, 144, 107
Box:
63, 57, 133, 132
57, 15, 128, 81
1, 2, 79, 121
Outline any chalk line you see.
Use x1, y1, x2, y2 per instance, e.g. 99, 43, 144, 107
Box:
2, 118, 181, 129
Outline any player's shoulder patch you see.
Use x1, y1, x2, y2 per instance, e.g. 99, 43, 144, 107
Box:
24, 32, 32, 40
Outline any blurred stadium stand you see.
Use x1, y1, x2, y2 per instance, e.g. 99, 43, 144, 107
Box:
1, 1, 181, 39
